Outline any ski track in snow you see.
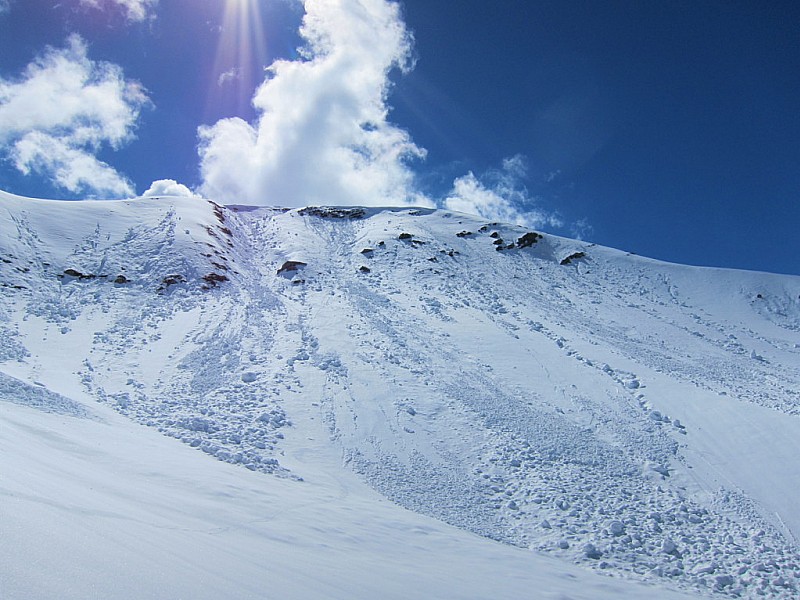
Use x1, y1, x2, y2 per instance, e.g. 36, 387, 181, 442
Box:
2, 195, 800, 598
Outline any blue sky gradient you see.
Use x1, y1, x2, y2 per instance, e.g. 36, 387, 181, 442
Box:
1, 1, 798, 275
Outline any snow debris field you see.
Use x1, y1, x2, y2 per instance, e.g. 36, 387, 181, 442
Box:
1, 191, 799, 599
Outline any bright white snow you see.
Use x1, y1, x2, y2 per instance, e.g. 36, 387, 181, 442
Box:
1, 191, 799, 599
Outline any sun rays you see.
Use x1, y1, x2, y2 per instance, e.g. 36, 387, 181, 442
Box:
208, 0, 271, 117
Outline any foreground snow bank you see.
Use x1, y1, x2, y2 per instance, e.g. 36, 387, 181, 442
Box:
0, 400, 693, 600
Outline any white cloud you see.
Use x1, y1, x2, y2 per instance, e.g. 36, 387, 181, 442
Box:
143, 179, 198, 198
444, 156, 563, 230
198, 0, 429, 208
0, 1, 11, 16
80, 0, 158, 23
0, 34, 150, 197
217, 67, 240, 88
12, 131, 134, 197
570, 218, 593, 241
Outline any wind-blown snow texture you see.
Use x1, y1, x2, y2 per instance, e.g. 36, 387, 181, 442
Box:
1, 191, 799, 599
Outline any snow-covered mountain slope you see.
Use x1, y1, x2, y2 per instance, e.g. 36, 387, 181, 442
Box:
1, 190, 799, 599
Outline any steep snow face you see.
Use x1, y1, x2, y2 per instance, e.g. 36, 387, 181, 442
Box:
1, 193, 799, 599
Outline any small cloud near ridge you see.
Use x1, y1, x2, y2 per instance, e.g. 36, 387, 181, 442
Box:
444, 155, 564, 230
143, 179, 198, 198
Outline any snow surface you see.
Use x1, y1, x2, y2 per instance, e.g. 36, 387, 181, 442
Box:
1, 191, 799, 598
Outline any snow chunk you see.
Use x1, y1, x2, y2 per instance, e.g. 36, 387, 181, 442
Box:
241, 372, 258, 383
583, 543, 602, 559
661, 538, 680, 556
608, 520, 625, 536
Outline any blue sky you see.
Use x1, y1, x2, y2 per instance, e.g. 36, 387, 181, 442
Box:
0, 1, 798, 275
